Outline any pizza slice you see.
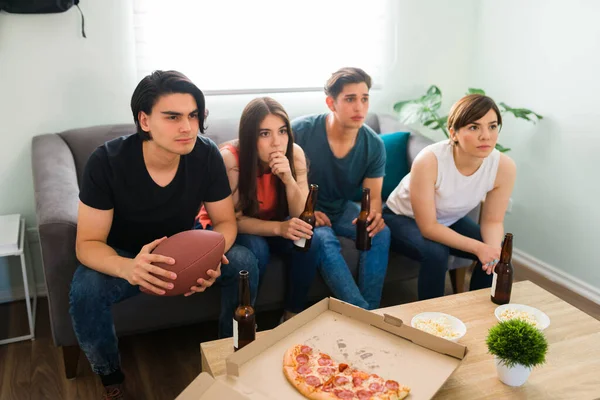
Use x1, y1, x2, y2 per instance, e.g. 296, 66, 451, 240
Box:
283, 344, 410, 400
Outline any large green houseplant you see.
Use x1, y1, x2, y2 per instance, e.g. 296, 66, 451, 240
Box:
393, 86, 543, 152
486, 319, 548, 386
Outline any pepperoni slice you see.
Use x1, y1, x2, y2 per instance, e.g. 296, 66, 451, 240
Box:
296, 364, 311, 375
305, 375, 321, 387
296, 354, 309, 365
301, 345, 312, 354
386, 380, 400, 390
339, 363, 349, 372
352, 377, 363, 387
334, 376, 349, 386
318, 357, 333, 366
334, 389, 355, 399
318, 367, 336, 376
369, 382, 383, 392
322, 382, 334, 392
357, 390, 374, 400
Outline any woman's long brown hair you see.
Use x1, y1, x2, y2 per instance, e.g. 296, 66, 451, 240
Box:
237, 97, 296, 221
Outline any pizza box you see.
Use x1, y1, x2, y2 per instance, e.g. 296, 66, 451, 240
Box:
176, 372, 259, 400
224, 297, 467, 400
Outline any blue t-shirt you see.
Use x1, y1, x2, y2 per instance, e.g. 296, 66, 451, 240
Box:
292, 113, 386, 219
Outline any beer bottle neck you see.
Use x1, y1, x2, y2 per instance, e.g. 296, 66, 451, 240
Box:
305, 187, 318, 213
499, 235, 513, 264
361, 190, 370, 211
239, 275, 251, 306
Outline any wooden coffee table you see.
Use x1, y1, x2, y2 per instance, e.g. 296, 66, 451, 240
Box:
199, 281, 600, 399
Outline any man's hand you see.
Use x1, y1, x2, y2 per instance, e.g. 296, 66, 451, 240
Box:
269, 151, 293, 184
314, 211, 331, 227
184, 254, 226, 296
276, 218, 313, 240
120, 237, 177, 295
352, 210, 386, 237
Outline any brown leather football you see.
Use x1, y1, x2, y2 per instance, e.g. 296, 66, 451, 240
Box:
140, 229, 225, 296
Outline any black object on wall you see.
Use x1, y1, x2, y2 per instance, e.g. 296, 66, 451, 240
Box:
0, 1, 86, 38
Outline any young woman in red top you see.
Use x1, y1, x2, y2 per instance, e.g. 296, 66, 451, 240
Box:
198, 97, 320, 321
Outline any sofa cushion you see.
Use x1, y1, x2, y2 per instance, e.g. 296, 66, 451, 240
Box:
353, 131, 411, 202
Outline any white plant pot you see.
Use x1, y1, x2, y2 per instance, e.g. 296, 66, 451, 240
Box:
494, 356, 532, 387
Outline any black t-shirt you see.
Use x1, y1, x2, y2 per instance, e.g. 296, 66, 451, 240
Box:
79, 134, 231, 254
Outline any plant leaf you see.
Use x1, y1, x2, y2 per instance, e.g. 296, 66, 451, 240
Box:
499, 102, 543, 123
397, 102, 426, 125
421, 85, 442, 112
467, 88, 486, 95
495, 143, 511, 152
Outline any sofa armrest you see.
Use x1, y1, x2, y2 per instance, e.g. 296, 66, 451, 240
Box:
32, 134, 80, 346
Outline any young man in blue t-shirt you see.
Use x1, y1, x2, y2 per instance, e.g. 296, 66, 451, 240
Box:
291, 67, 391, 310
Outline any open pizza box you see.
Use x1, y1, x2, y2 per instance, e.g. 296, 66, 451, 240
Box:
175, 372, 259, 400
222, 297, 467, 400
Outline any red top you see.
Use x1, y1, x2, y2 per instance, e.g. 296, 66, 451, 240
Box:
196, 143, 278, 228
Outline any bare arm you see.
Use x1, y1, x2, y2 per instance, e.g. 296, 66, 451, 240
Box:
235, 145, 312, 239
282, 144, 309, 217
204, 195, 237, 252
76, 201, 176, 295
480, 154, 517, 247
410, 152, 483, 254
75, 202, 127, 277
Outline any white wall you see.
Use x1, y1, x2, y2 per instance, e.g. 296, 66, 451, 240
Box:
471, 0, 600, 289
0, 0, 478, 297
0, 0, 137, 296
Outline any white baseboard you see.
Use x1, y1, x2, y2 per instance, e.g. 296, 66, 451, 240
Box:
0, 283, 47, 304
513, 248, 600, 306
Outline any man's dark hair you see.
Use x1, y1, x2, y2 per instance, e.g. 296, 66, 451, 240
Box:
130, 70, 207, 140
324, 67, 372, 100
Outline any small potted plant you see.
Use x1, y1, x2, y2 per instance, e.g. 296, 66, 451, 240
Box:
486, 319, 548, 386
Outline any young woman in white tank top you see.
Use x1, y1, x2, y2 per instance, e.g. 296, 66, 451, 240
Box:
383, 95, 516, 300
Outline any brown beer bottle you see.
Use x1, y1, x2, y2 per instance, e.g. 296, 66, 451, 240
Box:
233, 270, 255, 351
356, 188, 372, 251
293, 184, 318, 252
491, 233, 514, 305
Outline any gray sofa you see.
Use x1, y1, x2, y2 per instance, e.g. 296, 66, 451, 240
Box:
31, 113, 433, 379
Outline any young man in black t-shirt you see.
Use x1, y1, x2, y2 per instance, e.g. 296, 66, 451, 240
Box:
70, 70, 259, 399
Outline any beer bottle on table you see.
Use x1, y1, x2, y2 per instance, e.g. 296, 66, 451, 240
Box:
491, 233, 514, 305
233, 270, 255, 351
356, 188, 372, 251
293, 184, 319, 252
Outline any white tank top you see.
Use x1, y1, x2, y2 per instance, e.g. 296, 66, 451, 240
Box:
386, 141, 501, 226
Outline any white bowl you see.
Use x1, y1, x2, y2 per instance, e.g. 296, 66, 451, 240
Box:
411, 312, 467, 342
494, 304, 550, 331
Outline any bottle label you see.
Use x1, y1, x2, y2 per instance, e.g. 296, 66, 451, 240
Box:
491, 271, 498, 297
233, 319, 238, 349
294, 238, 306, 248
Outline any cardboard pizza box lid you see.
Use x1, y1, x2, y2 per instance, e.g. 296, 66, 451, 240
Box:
225, 298, 467, 400
176, 372, 254, 400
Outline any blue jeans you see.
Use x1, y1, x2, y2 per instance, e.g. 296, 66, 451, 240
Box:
382, 208, 492, 300
315, 201, 391, 310
69, 245, 258, 377
235, 233, 320, 313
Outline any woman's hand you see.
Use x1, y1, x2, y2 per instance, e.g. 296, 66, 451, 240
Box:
276, 218, 313, 240
476, 243, 501, 274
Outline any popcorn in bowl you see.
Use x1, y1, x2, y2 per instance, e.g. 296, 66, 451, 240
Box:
413, 316, 460, 339
498, 308, 539, 328
494, 304, 550, 331
411, 312, 467, 342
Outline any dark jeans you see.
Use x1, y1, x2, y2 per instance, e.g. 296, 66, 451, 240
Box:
235, 233, 320, 313
69, 245, 258, 377
382, 208, 492, 300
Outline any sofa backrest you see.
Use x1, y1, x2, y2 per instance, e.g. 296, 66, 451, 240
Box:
56, 113, 432, 185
